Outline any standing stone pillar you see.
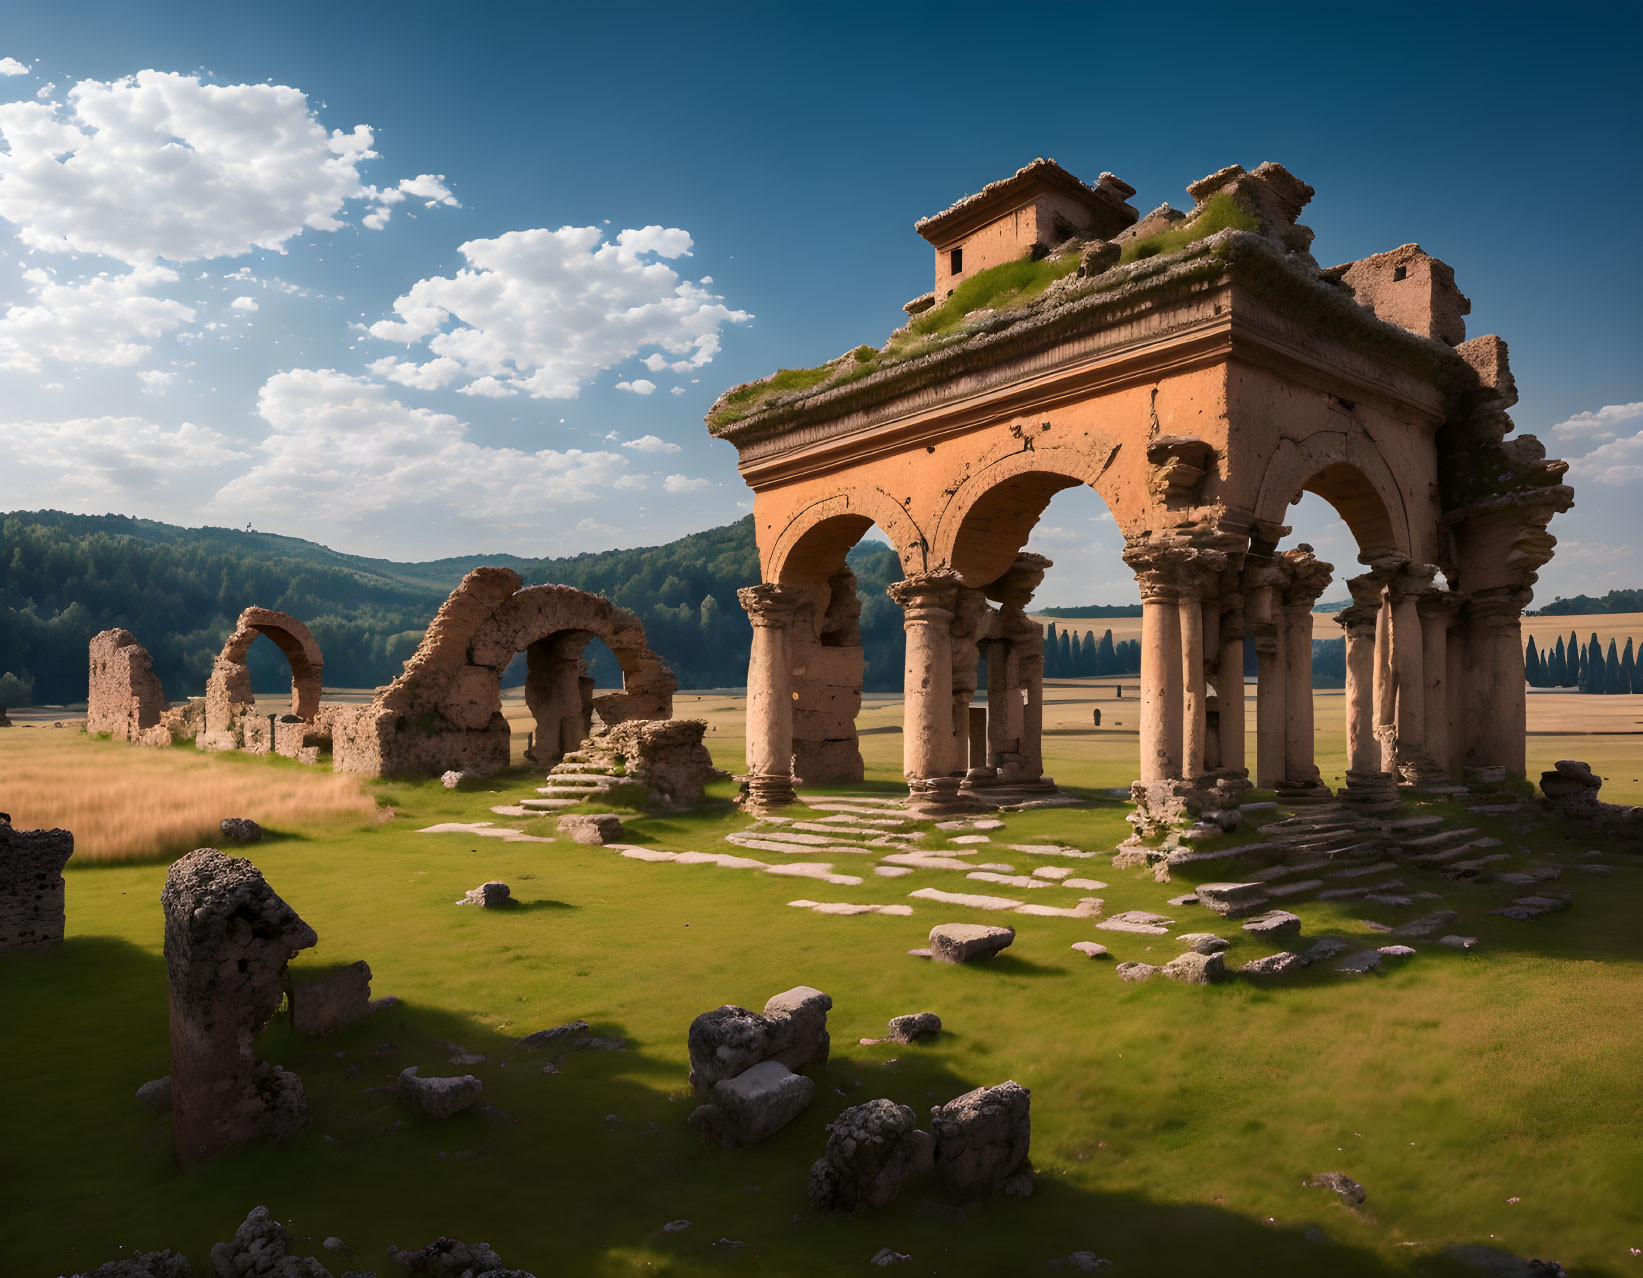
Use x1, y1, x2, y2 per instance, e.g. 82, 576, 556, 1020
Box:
1387, 564, 1438, 783
887, 572, 962, 783
738, 583, 806, 810
1019, 635, 1046, 784
1201, 597, 1222, 773
1136, 577, 1184, 784
1464, 586, 1533, 776
0, 820, 74, 952
1335, 570, 1395, 810
986, 553, 1051, 789
163, 848, 317, 1167
1244, 563, 1286, 790
1418, 591, 1463, 777
1178, 589, 1207, 780
1215, 592, 1246, 775
983, 639, 1017, 769
1277, 549, 1333, 802
1373, 598, 1395, 772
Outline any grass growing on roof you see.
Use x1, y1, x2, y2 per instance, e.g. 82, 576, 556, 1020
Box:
905, 251, 1082, 339
1119, 192, 1260, 263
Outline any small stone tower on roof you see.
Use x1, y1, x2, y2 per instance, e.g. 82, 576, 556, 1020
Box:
915, 158, 1138, 298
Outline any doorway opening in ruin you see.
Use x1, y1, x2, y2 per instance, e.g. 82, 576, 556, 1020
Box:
948, 478, 1139, 795
773, 513, 908, 785
504, 632, 627, 766
201, 608, 325, 754
1251, 459, 1412, 802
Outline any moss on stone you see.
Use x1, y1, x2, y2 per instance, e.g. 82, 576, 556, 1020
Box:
1119, 193, 1260, 263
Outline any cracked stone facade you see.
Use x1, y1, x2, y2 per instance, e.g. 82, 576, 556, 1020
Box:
0, 819, 73, 952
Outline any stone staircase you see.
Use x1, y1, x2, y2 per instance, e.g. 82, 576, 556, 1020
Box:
521, 748, 645, 812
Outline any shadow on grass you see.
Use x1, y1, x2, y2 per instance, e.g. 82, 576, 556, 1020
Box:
3, 931, 1611, 1278
972, 953, 1067, 980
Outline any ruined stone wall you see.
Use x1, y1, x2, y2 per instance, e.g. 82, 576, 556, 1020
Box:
199, 608, 324, 753
0, 821, 74, 952
334, 569, 677, 779
86, 629, 172, 746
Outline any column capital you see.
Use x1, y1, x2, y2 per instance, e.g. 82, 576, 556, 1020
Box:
1466, 584, 1533, 623
1416, 588, 1466, 623
1276, 548, 1334, 610
1334, 603, 1379, 639
737, 582, 807, 628
1124, 542, 1228, 602
1344, 570, 1390, 609
987, 553, 1051, 613
887, 570, 961, 617
1387, 561, 1440, 602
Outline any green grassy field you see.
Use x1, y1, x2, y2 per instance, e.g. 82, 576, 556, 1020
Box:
2, 715, 1640, 1278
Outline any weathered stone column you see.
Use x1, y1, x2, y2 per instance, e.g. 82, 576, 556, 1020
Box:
1178, 590, 1207, 779
888, 572, 961, 782
525, 630, 592, 762
163, 848, 317, 1167
949, 587, 992, 779
1244, 563, 1286, 790
1019, 635, 1046, 783
1418, 590, 1463, 776
988, 554, 1050, 787
1464, 586, 1533, 775
738, 583, 805, 809
1136, 576, 1184, 784
1273, 549, 1333, 801
1338, 576, 1384, 777
1215, 592, 1246, 774
1373, 597, 1394, 771
1386, 563, 1438, 782
983, 639, 1018, 769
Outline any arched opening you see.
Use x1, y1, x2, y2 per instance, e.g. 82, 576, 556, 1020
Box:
773, 512, 910, 785
201, 608, 324, 754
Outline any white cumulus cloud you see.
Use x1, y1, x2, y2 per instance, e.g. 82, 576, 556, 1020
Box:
616, 378, 656, 396
0, 266, 195, 370
207, 369, 643, 550
663, 474, 710, 494
0, 414, 246, 509
1567, 431, 1643, 486
0, 57, 28, 76
622, 434, 680, 454
137, 369, 175, 393
0, 70, 385, 263
364, 173, 460, 228
1549, 400, 1643, 442
230, 295, 259, 312
365, 224, 751, 398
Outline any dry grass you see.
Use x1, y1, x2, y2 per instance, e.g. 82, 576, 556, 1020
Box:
0, 728, 382, 863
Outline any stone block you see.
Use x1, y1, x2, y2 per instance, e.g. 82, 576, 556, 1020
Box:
807, 1098, 934, 1212
688, 1059, 814, 1148
289, 960, 374, 1037
557, 813, 623, 845
398, 1066, 483, 1119
928, 923, 1014, 964
929, 1081, 1031, 1198
0, 821, 73, 952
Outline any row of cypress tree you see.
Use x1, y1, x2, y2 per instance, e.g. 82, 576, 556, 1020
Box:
1524, 633, 1643, 693
1043, 624, 1141, 678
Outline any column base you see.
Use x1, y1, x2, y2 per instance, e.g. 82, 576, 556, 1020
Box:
904, 776, 990, 818
1274, 771, 1333, 806
1128, 772, 1252, 836
1393, 746, 1450, 789
1339, 769, 1401, 813
736, 772, 798, 813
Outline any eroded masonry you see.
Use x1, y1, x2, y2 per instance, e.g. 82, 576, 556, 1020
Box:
708, 160, 1569, 824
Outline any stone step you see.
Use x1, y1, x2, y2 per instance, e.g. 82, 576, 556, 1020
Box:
549, 762, 616, 775
520, 797, 583, 811
1397, 827, 1478, 851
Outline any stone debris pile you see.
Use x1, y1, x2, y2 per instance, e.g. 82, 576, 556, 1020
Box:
687, 985, 831, 1147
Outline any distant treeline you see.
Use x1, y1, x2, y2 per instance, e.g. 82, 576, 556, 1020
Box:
1042, 623, 1140, 678
1034, 604, 1142, 618
1525, 632, 1643, 693
1531, 589, 1643, 616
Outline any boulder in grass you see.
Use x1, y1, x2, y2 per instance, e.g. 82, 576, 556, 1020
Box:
886, 1012, 941, 1044
927, 923, 1014, 964
70, 1250, 194, 1278
806, 1097, 934, 1212
135, 1075, 172, 1115
397, 1066, 483, 1119
1238, 952, 1302, 977
687, 1059, 814, 1148
686, 986, 831, 1094
1176, 932, 1230, 955
439, 770, 464, 790
1115, 961, 1159, 983
1161, 951, 1225, 985
1070, 941, 1110, 960
209, 1207, 331, 1278
1242, 909, 1302, 939
929, 1081, 1031, 1198
557, 812, 624, 845
1304, 1171, 1366, 1204
218, 817, 262, 844
456, 881, 511, 908
388, 1235, 533, 1276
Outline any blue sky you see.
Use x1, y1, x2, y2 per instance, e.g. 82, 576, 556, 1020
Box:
0, 0, 1638, 605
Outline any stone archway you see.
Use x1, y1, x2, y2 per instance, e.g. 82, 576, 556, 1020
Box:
199, 607, 324, 752
332, 568, 675, 778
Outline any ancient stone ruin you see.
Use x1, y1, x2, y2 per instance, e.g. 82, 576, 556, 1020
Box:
0, 817, 74, 952
326, 568, 675, 778
686, 985, 831, 1147
199, 607, 325, 756
161, 848, 317, 1166
86, 570, 687, 784
527, 718, 718, 812
708, 158, 1570, 825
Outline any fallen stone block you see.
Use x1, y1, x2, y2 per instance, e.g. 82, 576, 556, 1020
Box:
70, 1249, 193, 1278
929, 1081, 1031, 1198
210, 1206, 332, 1278
687, 986, 831, 1093
1095, 910, 1174, 935
1161, 951, 1225, 984
1115, 961, 1159, 983
1334, 952, 1382, 975
398, 1066, 483, 1119
556, 812, 624, 844
135, 1075, 172, 1115
1242, 910, 1302, 939
388, 1234, 533, 1276
927, 923, 1014, 964
456, 881, 512, 908
688, 1059, 814, 1148
289, 961, 377, 1037
886, 1012, 941, 1044
217, 817, 262, 845
1238, 952, 1302, 977
1300, 937, 1349, 965
1193, 882, 1270, 918
1304, 1171, 1366, 1204
1438, 934, 1480, 950
806, 1097, 933, 1212
1070, 941, 1110, 960
1176, 932, 1230, 954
